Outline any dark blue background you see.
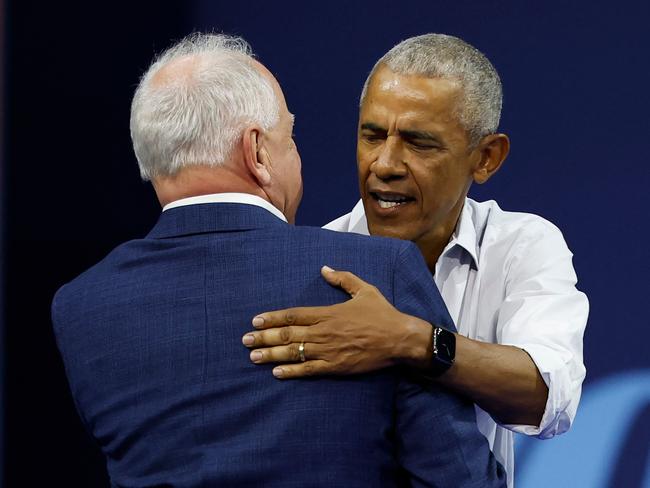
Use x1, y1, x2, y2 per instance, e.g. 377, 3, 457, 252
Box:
3, 0, 649, 485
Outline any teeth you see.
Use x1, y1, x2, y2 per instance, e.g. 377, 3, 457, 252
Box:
374, 193, 410, 209
378, 200, 401, 209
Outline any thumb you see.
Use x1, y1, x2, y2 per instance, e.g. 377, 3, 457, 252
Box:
321, 266, 368, 298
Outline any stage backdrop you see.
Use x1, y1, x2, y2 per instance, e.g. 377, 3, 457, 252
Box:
4, 0, 649, 486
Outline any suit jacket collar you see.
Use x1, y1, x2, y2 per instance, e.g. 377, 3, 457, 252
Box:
147, 203, 287, 239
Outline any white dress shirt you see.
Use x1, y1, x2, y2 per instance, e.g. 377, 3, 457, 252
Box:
163, 192, 288, 222
324, 197, 588, 487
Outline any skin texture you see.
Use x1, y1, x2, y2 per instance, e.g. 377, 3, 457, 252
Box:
358, 66, 479, 271
249, 61, 303, 224
244, 65, 549, 427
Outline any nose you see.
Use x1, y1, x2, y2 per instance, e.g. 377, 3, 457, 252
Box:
370, 137, 408, 180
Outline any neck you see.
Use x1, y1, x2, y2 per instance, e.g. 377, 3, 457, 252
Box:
416, 233, 453, 274
152, 165, 269, 208
416, 197, 466, 274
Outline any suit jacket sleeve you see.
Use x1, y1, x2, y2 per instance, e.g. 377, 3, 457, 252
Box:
51, 285, 95, 437
391, 242, 506, 488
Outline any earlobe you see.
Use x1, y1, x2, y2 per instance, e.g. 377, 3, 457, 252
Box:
473, 133, 510, 185
243, 126, 272, 186
256, 146, 273, 186
473, 166, 490, 184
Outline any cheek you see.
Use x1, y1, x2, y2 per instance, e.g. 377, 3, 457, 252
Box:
412, 169, 439, 194
291, 149, 300, 169
408, 165, 442, 209
411, 155, 450, 186
356, 149, 372, 178
291, 153, 302, 185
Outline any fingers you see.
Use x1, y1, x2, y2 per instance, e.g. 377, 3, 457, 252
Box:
245, 339, 333, 379
251, 268, 372, 329
248, 342, 327, 364
272, 360, 330, 379
243, 325, 323, 348
252, 306, 328, 330
320, 266, 368, 298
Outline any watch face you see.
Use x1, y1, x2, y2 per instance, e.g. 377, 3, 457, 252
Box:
434, 328, 455, 366
427, 328, 456, 377
438, 341, 453, 362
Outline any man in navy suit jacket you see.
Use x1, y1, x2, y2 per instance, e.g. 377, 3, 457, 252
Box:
52, 33, 506, 487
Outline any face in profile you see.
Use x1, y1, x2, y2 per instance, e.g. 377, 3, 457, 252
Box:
357, 65, 481, 250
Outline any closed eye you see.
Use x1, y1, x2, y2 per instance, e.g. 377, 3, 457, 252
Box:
362, 133, 386, 142
360, 122, 387, 143
399, 129, 443, 150
407, 140, 441, 150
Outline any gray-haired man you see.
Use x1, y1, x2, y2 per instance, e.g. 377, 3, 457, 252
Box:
244, 34, 588, 486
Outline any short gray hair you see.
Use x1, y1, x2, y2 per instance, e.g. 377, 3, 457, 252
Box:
130, 33, 279, 181
360, 34, 502, 146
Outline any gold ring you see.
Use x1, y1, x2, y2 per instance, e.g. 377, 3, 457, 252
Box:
298, 342, 306, 362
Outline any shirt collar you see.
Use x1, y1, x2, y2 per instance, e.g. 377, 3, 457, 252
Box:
162, 192, 288, 223
444, 199, 480, 269
348, 199, 369, 234
347, 197, 479, 268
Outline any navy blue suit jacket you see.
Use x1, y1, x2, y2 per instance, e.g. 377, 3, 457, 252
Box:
52, 203, 505, 487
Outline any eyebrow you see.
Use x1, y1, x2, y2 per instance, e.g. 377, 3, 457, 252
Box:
399, 129, 438, 142
360, 123, 438, 142
360, 122, 385, 133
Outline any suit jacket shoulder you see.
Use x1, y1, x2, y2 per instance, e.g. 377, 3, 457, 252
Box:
52, 204, 505, 487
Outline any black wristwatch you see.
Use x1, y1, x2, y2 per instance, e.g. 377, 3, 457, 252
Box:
429, 326, 456, 376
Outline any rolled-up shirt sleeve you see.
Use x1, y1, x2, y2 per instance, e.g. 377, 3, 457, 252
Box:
496, 221, 588, 438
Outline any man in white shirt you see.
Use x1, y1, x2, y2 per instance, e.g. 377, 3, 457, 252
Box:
243, 34, 588, 486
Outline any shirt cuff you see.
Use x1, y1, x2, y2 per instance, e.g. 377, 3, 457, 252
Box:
500, 342, 581, 439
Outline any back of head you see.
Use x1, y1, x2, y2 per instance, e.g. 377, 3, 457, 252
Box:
130, 33, 279, 181
361, 34, 502, 146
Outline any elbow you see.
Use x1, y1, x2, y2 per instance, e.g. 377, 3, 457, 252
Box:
495, 374, 549, 426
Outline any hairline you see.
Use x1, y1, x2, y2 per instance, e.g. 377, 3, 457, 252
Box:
359, 63, 478, 146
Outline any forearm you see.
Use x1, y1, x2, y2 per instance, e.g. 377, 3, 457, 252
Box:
401, 320, 548, 426
441, 335, 548, 425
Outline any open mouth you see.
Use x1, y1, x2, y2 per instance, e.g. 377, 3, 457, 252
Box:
370, 192, 415, 209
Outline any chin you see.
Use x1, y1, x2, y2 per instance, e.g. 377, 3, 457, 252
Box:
367, 220, 412, 241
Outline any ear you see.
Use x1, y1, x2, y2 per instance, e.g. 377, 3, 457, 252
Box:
472, 133, 510, 184
242, 125, 272, 187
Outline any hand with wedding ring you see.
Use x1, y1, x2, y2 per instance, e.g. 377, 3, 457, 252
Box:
241, 266, 433, 379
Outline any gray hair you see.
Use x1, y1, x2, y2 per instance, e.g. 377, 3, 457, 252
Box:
130, 33, 279, 181
360, 34, 502, 146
